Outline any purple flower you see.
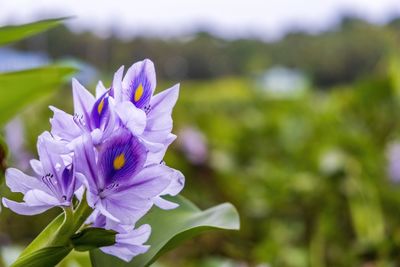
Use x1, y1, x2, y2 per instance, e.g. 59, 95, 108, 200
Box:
112, 59, 180, 164
92, 214, 151, 262
73, 129, 178, 224
2, 132, 77, 215
3, 59, 186, 263
110, 60, 184, 208
50, 75, 121, 149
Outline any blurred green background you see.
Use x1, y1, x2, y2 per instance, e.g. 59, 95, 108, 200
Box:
2, 12, 400, 267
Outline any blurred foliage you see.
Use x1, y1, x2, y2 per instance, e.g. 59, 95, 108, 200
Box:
0, 65, 75, 126
13, 15, 400, 87
0, 18, 66, 46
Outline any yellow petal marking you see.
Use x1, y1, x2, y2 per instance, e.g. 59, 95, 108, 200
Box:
134, 83, 144, 102
97, 98, 105, 114
113, 153, 125, 170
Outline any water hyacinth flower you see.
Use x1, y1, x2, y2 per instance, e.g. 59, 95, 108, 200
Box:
50, 59, 179, 163
50, 77, 117, 149
74, 129, 182, 224
2, 132, 77, 215
112, 59, 180, 164
2, 59, 186, 264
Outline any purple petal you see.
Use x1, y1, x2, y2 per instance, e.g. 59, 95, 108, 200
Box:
73, 135, 100, 191
30, 159, 44, 176
111, 66, 124, 102
90, 93, 110, 129
100, 224, 151, 262
114, 101, 146, 136
159, 167, 184, 196
148, 84, 179, 125
98, 131, 146, 186
23, 189, 62, 206
122, 59, 156, 109
72, 78, 95, 129
150, 166, 184, 210
120, 164, 172, 198
5, 168, 46, 194
2, 198, 53, 216
141, 85, 179, 145
37, 132, 65, 178
49, 106, 81, 141
96, 80, 107, 99
99, 193, 152, 225
153, 196, 179, 210
97, 101, 117, 143
144, 133, 176, 165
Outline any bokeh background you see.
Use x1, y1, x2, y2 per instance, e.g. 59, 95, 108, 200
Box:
1, 0, 400, 266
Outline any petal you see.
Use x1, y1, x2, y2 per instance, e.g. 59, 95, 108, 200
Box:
158, 167, 185, 196
49, 106, 81, 141
2, 198, 53, 216
73, 135, 100, 190
117, 224, 151, 245
153, 196, 179, 210
96, 80, 107, 98
142, 84, 179, 145
5, 168, 45, 194
148, 84, 179, 124
72, 78, 95, 128
37, 131, 70, 154
30, 159, 44, 176
100, 193, 152, 225
111, 66, 124, 102
98, 131, 147, 186
144, 133, 176, 165
100, 224, 151, 262
90, 93, 110, 129
23, 189, 62, 206
122, 59, 156, 108
114, 101, 146, 136
97, 199, 121, 223
75, 173, 98, 209
37, 132, 66, 177
98, 101, 117, 142
100, 244, 149, 262
120, 164, 171, 198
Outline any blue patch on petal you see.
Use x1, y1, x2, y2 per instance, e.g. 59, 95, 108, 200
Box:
129, 63, 152, 109
99, 131, 146, 186
91, 92, 110, 129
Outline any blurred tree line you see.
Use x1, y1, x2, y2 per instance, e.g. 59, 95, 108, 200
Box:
12, 15, 400, 88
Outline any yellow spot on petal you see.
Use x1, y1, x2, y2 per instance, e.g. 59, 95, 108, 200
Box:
134, 84, 144, 102
113, 153, 125, 170
97, 98, 105, 114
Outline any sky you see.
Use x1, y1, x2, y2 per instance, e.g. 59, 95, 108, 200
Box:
0, 0, 400, 40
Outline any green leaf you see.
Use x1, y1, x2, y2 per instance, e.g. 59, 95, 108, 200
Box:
11, 246, 72, 267
0, 65, 76, 125
71, 228, 117, 251
18, 213, 65, 258
90, 196, 240, 267
0, 17, 68, 46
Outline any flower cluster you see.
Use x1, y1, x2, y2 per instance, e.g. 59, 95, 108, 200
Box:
2, 59, 184, 262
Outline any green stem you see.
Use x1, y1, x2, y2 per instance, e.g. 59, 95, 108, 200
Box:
11, 196, 93, 267
50, 196, 93, 247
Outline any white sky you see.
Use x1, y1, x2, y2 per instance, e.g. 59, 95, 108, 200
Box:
0, 0, 400, 40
